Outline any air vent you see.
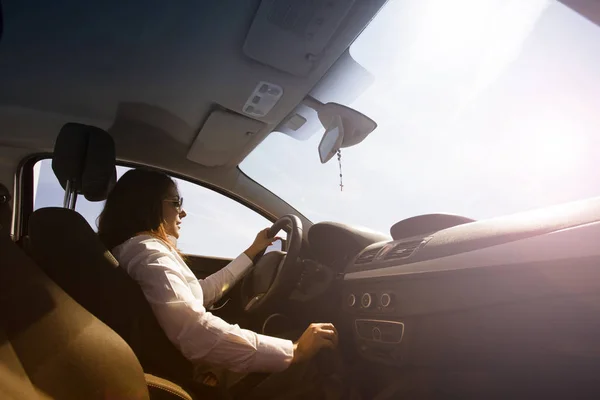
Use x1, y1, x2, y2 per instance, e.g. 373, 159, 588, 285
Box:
383, 240, 423, 261
355, 247, 381, 265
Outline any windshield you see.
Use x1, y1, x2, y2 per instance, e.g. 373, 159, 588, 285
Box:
241, 0, 600, 235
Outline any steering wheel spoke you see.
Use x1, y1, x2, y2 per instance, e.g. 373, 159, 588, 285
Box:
244, 293, 265, 311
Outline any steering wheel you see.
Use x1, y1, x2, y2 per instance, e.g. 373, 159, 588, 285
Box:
241, 215, 303, 314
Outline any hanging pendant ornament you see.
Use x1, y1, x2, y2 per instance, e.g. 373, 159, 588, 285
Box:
337, 149, 344, 192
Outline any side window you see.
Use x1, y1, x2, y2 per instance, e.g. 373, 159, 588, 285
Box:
32, 159, 273, 258
174, 179, 273, 258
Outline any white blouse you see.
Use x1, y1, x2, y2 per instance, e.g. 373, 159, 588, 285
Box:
113, 234, 294, 373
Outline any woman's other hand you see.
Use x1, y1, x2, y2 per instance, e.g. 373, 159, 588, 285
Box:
244, 228, 281, 260
292, 323, 339, 364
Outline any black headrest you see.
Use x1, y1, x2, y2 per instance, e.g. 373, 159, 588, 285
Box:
52, 123, 116, 202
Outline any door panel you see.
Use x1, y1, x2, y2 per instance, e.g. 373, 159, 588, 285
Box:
184, 254, 248, 324
185, 254, 232, 279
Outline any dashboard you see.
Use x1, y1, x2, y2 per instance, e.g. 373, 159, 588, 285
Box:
306, 197, 600, 389
307, 222, 389, 271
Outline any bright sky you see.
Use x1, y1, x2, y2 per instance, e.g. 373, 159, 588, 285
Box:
241, 0, 600, 235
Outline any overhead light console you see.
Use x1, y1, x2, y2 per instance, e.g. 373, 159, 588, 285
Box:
242, 81, 284, 118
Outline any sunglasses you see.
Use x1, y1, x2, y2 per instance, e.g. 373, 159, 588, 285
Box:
163, 197, 183, 212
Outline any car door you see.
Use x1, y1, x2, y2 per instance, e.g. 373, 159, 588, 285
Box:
184, 255, 231, 279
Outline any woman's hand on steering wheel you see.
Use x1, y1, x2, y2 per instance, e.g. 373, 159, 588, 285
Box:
241, 215, 303, 314
244, 228, 282, 260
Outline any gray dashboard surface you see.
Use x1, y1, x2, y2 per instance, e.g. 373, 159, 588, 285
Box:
346, 197, 600, 274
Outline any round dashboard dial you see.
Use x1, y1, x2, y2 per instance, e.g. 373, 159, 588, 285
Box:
380, 293, 393, 308
361, 293, 372, 308
347, 294, 356, 307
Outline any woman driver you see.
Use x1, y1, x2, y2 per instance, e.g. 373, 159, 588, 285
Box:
97, 168, 339, 395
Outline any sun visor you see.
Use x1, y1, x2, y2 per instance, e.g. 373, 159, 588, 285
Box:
187, 110, 265, 167
243, 0, 355, 76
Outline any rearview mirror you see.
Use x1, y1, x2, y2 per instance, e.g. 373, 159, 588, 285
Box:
316, 102, 376, 164
318, 115, 344, 163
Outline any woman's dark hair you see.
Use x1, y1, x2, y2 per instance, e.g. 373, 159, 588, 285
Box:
98, 168, 177, 250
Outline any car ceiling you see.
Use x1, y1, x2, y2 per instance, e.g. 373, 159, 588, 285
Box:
0, 0, 386, 170
561, 0, 600, 27
0, 0, 594, 161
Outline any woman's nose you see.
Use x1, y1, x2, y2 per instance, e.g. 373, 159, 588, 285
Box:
180, 208, 187, 218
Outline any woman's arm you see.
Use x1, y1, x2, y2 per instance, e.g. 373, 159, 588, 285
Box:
198, 228, 279, 306
122, 238, 294, 373
198, 253, 252, 306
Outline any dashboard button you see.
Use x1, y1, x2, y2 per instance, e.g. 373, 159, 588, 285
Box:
372, 326, 382, 341
361, 293, 373, 308
347, 294, 356, 307
380, 293, 394, 308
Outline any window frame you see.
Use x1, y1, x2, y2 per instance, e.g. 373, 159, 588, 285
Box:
16, 153, 278, 242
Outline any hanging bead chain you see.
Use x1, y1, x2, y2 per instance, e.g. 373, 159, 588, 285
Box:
337, 149, 343, 192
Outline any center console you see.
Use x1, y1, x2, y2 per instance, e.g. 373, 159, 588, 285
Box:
340, 235, 429, 365
343, 280, 407, 365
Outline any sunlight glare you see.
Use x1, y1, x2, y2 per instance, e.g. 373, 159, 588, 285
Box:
382, 0, 550, 122
516, 115, 586, 176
